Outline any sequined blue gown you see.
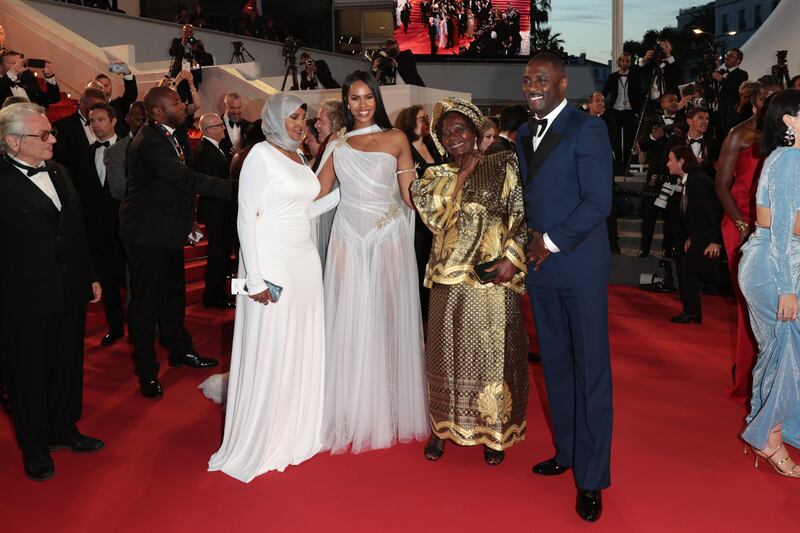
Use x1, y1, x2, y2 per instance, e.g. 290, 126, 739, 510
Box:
738, 147, 800, 449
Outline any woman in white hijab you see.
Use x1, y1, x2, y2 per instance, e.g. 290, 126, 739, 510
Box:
207, 93, 326, 482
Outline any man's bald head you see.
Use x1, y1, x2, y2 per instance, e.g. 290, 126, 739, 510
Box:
199, 113, 225, 142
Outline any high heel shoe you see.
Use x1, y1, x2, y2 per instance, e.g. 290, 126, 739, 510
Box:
747, 444, 800, 478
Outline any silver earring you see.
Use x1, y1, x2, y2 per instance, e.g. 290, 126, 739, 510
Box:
785, 126, 795, 146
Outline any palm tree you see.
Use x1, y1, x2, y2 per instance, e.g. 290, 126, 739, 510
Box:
532, 0, 552, 32
532, 26, 564, 54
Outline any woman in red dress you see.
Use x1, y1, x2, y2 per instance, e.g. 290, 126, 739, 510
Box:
716, 79, 781, 404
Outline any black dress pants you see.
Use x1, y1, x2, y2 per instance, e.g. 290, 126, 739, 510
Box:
92, 239, 126, 334
2, 309, 86, 453
678, 241, 722, 315
609, 109, 636, 176
640, 176, 675, 254
125, 241, 194, 379
202, 203, 236, 306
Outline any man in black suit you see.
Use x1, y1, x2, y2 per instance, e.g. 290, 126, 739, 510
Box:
53, 87, 107, 185
384, 39, 426, 87
428, 16, 438, 54
640, 39, 682, 117
667, 145, 722, 324
0, 102, 104, 481
119, 87, 235, 398
76, 103, 126, 346
602, 52, 643, 176
92, 61, 138, 137
712, 48, 748, 136
486, 103, 527, 154
168, 24, 203, 106
219, 92, 251, 159
0, 51, 61, 109
191, 113, 236, 309
298, 52, 340, 90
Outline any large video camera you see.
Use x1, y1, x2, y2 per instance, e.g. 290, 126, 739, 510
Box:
652, 41, 669, 63
773, 50, 790, 87
282, 36, 301, 66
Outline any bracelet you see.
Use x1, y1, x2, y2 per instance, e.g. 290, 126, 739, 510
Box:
396, 167, 417, 176
734, 219, 750, 232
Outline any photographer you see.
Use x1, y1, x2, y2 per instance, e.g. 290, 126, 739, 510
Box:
0, 51, 61, 110
640, 39, 682, 116
371, 39, 425, 87
168, 24, 203, 104
602, 52, 643, 176
298, 52, 339, 90
712, 48, 748, 136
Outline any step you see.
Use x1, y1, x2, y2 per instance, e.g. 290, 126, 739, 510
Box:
185, 259, 207, 283
184, 240, 208, 262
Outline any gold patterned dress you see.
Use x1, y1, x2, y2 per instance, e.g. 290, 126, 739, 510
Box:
410, 150, 529, 451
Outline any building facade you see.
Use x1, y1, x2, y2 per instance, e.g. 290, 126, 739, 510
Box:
715, 0, 782, 50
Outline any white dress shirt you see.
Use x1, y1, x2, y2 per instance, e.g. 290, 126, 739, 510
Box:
94, 135, 117, 186
223, 114, 241, 150
5, 70, 58, 100
10, 155, 61, 211
79, 111, 97, 144
687, 136, 704, 162
612, 71, 632, 111
531, 98, 568, 253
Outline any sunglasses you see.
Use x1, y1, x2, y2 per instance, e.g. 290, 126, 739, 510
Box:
19, 128, 57, 141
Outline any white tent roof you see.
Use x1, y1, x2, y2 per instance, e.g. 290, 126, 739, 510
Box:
740, 0, 800, 80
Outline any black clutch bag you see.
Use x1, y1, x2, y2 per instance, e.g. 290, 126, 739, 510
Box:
474, 258, 500, 284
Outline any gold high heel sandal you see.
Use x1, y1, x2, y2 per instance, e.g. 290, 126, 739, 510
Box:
746, 444, 800, 478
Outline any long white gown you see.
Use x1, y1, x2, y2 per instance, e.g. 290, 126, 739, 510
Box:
208, 141, 325, 482
323, 125, 429, 454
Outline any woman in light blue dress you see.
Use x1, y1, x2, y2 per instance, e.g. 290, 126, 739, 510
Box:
738, 89, 800, 478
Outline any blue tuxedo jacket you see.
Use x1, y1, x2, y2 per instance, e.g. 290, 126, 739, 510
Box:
515, 105, 613, 287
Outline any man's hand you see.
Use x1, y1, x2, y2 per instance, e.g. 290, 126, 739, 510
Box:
90, 282, 102, 304
660, 40, 673, 58
11, 57, 27, 75
486, 258, 517, 284
704, 242, 721, 258
526, 230, 551, 271
643, 50, 655, 62
711, 71, 723, 82
678, 95, 693, 110
684, 238, 691, 253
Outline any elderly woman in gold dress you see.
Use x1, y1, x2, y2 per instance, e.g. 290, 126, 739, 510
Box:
410, 97, 528, 466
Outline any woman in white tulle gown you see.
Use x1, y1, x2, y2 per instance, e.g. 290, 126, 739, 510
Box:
207, 93, 325, 482
316, 71, 429, 454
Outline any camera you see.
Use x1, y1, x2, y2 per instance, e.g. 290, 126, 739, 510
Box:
305, 59, 314, 68
653, 180, 682, 209
639, 260, 677, 293
652, 42, 668, 62
777, 50, 788, 66
690, 97, 707, 108
187, 36, 197, 45
282, 36, 301, 65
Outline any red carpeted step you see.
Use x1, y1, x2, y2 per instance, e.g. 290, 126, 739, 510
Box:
185, 259, 207, 283
184, 240, 208, 262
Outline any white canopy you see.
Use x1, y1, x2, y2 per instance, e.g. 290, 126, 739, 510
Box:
740, 0, 800, 81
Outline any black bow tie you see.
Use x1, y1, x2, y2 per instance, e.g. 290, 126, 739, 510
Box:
92, 140, 110, 149
6, 157, 47, 177
662, 115, 675, 121
8, 79, 24, 88
618, 73, 628, 78
530, 118, 548, 137
689, 138, 703, 145
228, 119, 240, 129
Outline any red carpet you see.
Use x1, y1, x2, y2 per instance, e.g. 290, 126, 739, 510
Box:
1, 286, 798, 532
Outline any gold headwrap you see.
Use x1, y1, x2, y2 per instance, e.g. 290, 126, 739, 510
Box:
429, 96, 484, 157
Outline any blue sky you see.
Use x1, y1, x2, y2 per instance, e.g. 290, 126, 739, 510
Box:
550, 0, 710, 63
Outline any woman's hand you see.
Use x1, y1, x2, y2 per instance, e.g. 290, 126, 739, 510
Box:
90, 282, 102, 304
487, 258, 517, 284
249, 288, 275, 306
738, 228, 750, 245
778, 294, 798, 322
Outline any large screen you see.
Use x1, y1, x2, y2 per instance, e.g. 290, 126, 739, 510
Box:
393, 0, 530, 57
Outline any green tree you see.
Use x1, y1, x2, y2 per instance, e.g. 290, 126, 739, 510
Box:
532, 26, 565, 55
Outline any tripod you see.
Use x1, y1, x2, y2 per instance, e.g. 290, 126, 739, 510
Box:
625, 60, 666, 178
230, 42, 255, 64
281, 58, 300, 91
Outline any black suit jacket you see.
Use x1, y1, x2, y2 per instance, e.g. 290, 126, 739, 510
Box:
602, 67, 644, 115
396, 50, 425, 87
190, 138, 232, 223
641, 58, 682, 100
0, 71, 61, 109
0, 158, 96, 318
219, 118, 252, 159
119, 123, 235, 249
680, 169, 722, 247
76, 142, 121, 249
109, 75, 138, 137
53, 112, 92, 185
718, 67, 748, 130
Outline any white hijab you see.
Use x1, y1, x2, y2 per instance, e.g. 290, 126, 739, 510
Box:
260, 92, 305, 152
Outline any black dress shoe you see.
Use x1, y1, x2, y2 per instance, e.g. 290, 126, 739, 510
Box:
140, 377, 164, 398
576, 489, 603, 522
637, 249, 650, 258
670, 311, 702, 324
528, 352, 541, 363
168, 352, 219, 369
100, 330, 124, 346
50, 431, 104, 453
23, 450, 54, 481
532, 457, 570, 476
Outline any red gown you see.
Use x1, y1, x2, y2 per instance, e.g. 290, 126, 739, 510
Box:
720, 144, 763, 405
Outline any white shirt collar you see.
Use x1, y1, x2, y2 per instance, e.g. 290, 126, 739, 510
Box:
534, 98, 568, 138
97, 134, 118, 146
161, 123, 176, 135
8, 154, 45, 170
202, 135, 221, 149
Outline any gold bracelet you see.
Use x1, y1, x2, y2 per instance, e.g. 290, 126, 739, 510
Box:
734, 219, 750, 232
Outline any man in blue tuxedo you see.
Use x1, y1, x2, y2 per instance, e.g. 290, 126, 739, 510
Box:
514, 53, 613, 523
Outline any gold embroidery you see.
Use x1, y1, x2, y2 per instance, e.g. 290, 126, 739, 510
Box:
334, 127, 348, 147
376, 203, 402, 229
430, 416, 526, 451
478, 380, 513, 424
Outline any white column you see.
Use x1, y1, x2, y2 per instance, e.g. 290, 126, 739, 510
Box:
611, 0, 623, 66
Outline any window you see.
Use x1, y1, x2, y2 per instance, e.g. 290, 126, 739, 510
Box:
755, 5, 762, 26
738, 9, 746, 31
721, 14, 729, 33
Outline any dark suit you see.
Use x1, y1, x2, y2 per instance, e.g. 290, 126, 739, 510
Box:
54, 112, 93, 186
396, 50, 425, 87
119, 123, 235, 379
76, 140, 126, 335
103, 134, 131, 200
676, 169, 723, 315
515, 105, 613, 491
602, 67, 643, 175
717, 67, 748, 136
109, 76, 138, 137
190, 138, 236, 306
0, 71, 61, 109
168, 38, 202, 104
0, 158, 96, 455
219, 117, 251, 159
641, 57, 682, 103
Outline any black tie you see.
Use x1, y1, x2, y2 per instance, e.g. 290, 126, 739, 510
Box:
6, 157, 46, 177
689, 138, 702, 145
619, 74, 627, 78
530, 118, 548, 138
92, 140, 110, 149
228, 119, 240, 129
9, 79, 23, 88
